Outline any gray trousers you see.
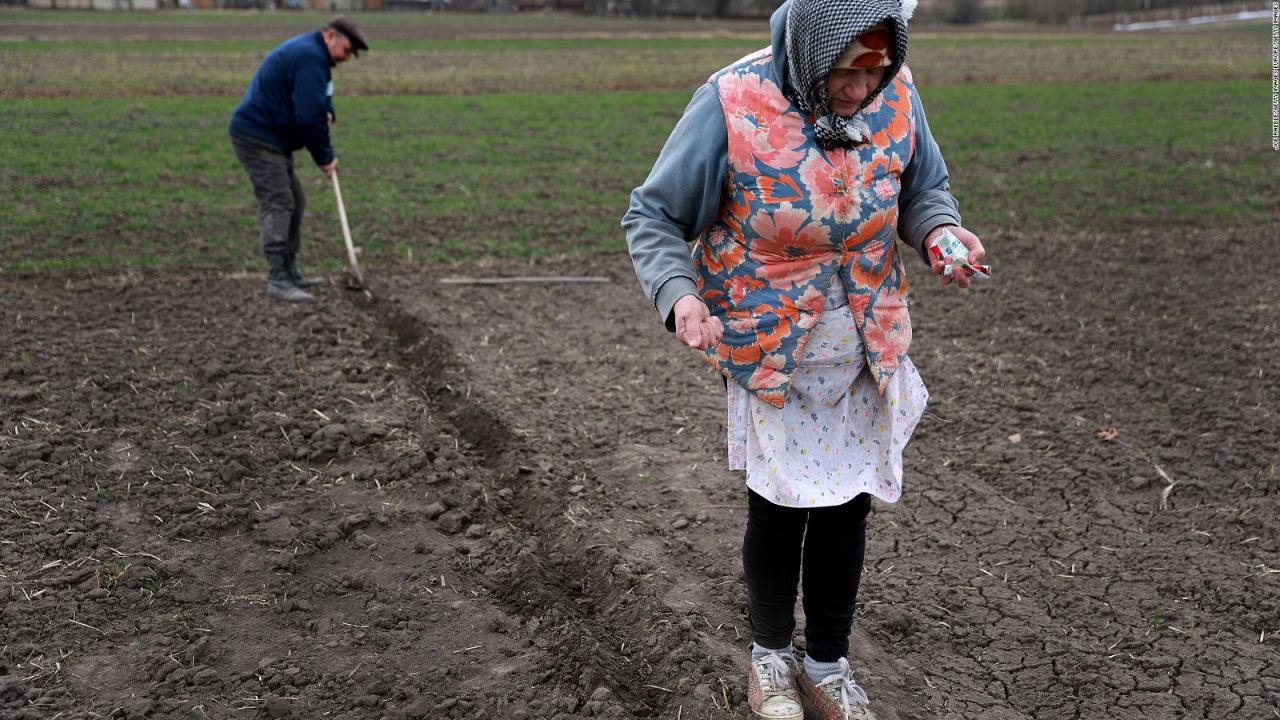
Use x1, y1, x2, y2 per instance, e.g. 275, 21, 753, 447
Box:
231, 135, 305, 281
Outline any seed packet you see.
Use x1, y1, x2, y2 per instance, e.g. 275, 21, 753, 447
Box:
928, 229, 990, 280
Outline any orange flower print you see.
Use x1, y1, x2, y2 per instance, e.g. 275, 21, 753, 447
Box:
852, 229, 903, 295
732, 345, 765, 366
860, 205, 897, 238
885, 85, 913, 143
888, 152, 905, 176
717, 340, 763, 367
726, 274, 766, 304
772, 285, 825, 330
761, 352, 787, 371
794, 284, 826, 315
708, 232, 746, 272
757, 387, 787, 408
748, 204, 831, 290
697, 234, 736, 277
875, 301, 910, 338
720, 184, 753, 237
759, 174, 804, 204
860, 321, 890, 365
753, 256, 825, 292
771, 297, 801, 325
863, 303, 911, 361
869, 87, 912, 148
747, 364, 788, 392
861, 154, 891, 187
850, 238, 894, 291
756, 316, 792, 353
873, 178, 896, 201
720, 73, 807, 174
846, 292, 871, 320
705, 226, 731, 248
799, 152, 858, 224
723, 308, 757, 334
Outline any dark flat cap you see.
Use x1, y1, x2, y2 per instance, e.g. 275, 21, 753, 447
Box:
326, 16, 368, 56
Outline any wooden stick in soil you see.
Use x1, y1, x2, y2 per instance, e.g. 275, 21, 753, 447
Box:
438, 276, 611, 285
331, 170, 365, 290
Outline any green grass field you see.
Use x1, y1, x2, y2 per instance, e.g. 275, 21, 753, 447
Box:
0, 10, 1275, 272
3, 31, 1270, 97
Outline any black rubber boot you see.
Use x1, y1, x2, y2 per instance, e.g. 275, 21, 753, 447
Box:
266, 279, 316, 303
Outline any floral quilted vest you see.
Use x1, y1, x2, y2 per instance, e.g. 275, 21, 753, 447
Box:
695, 49, 918, 409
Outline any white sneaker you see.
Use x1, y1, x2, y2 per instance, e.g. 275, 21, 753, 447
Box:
797, 657, 877, 720
747, 651, 804, 720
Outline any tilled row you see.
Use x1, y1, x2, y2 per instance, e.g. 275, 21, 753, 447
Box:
1, 277, 722, 719
357, 293, 749, 718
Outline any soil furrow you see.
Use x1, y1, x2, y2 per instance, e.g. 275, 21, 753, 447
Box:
355, 293, 747, 718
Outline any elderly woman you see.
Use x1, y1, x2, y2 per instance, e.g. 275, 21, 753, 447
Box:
622, 0, 986, 718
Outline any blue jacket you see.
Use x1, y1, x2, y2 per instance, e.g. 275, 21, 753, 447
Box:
622, 2, 961, 329
229, 30, 337, 166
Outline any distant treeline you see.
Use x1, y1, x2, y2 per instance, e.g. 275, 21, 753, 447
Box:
12, 0, 1267, 24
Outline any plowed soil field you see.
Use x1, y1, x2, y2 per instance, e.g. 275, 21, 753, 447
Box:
2, 226, 1278, 719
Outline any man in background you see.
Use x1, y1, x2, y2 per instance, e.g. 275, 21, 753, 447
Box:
229, 16, 368, 303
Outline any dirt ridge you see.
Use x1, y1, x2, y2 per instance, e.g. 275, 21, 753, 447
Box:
356, 292, 747, 718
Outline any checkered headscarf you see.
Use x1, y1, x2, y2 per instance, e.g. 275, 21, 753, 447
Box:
784, 0, 914, 148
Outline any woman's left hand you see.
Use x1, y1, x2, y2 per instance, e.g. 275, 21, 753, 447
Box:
925, 225, 985, 289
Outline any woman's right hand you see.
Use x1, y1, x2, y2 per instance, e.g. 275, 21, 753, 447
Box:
673, 294, 723, 350
926, 225, 986, 289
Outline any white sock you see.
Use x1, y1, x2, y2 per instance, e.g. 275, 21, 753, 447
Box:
752, 642, 796, 660
804, 655, 844, 683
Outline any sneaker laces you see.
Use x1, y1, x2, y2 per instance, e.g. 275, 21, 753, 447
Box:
816, 657, 870, 714
753, 651, 797, 695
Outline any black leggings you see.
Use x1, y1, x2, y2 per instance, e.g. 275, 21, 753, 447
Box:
742, 489, 871, 662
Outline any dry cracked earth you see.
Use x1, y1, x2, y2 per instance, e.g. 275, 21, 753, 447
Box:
2, 226, 1278, 720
